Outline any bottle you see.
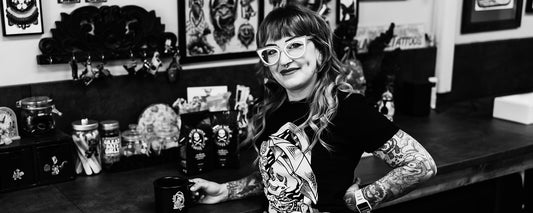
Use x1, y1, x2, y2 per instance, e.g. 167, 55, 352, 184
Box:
100, 120, 121, 170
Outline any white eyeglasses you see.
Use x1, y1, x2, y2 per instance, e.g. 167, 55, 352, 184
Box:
256, 36, 311, 66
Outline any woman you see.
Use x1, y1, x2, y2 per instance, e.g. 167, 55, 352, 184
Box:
190, 5, 437, 213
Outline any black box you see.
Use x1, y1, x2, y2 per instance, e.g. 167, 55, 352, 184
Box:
0, 131, 75, 192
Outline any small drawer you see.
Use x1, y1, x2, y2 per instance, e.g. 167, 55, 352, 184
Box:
35, 143, 75, 185
0, 148, 36, 191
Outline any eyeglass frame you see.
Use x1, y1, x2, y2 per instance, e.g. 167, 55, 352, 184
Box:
256, 36, 313, 66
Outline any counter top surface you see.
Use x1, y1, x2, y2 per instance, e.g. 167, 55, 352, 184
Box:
2, 105, 533, 213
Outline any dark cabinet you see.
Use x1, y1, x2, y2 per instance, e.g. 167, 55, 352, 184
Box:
0, 131, 75, 192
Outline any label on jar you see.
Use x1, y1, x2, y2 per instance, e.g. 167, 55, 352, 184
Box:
102, 136, 121, 164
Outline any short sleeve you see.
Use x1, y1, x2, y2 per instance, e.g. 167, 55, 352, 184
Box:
335, 93, 399, 152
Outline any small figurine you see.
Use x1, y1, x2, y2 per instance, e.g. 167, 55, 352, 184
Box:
69, 54, 79, 80
166, 50, 182, 83
148, 51, 162, 76
123, 51, 137, 76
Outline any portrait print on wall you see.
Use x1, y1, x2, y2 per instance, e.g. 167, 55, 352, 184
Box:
263, 0, 335, 25
1, 0, 44, 36
178, 0, 263, 64
461, 0, 523, 33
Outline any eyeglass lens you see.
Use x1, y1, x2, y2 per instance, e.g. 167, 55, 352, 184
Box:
259, 39, 306, 65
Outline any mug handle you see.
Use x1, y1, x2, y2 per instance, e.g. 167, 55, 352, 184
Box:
188, 180, 201, 204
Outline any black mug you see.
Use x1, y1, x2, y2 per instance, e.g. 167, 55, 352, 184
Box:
153, 176, 195, 213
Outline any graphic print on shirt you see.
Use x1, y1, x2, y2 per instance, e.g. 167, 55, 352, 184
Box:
259, 122, 318, 213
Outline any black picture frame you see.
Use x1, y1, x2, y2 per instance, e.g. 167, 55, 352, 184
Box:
461, 0, 523, 34
336, 0, 359, 24
178, 0, 263, 64
526, 0, 533, 13
1, 0, 44, 36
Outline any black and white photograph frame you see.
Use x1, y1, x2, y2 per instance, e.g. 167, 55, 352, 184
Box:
526, 0, 533, 13
178, 0, 263, 64
263, 0, 335, 24
336, 0, 359, 24
461, 0, 523, 34
1, 0, 44, 36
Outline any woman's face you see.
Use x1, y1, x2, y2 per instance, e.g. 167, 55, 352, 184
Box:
264, 36, 320, 97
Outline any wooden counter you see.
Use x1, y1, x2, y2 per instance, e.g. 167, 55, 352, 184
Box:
2, 105, 533, 213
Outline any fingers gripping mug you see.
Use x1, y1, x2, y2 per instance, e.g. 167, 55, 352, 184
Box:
154, 176, 196, 213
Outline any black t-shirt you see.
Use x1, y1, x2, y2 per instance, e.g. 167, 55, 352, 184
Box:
256, 92, 399, 212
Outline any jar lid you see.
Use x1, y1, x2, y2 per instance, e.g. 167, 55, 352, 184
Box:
16, 96, 53, 110
122, 124, 142, 141
100, 120, 120, 130
72, 118, 99, 131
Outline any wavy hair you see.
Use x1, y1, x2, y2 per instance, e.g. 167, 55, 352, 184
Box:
247, 4, 353, 153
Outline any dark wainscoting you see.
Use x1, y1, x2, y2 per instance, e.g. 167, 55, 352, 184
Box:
0, 63, 262, 134
437, 37, 533, 109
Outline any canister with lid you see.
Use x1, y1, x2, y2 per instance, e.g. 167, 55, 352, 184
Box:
71, 118, 102, 175
100, 120, 121, 168
16, 96, 62, 136
121, 124, 149, 157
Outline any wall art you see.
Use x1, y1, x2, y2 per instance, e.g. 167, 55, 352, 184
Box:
178, 0, 262, 64
1, 0, 44, 36
263, 0, 334, 24
85, 0, 107, 3
461, 0, 523, 34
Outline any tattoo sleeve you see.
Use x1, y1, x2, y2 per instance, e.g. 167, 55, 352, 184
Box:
226, 171, 264, 201
345, 130, 437, 209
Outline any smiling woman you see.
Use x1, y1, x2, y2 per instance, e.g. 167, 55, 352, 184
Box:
188, 4, 436, 213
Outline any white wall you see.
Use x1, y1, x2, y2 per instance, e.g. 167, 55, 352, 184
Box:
0, 0, 178, 86
0, 0, 532, 87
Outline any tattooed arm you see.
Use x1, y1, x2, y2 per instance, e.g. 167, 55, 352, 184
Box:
344, 130, 437, 211
225, 171, 264, 201
190, 171, 264, 204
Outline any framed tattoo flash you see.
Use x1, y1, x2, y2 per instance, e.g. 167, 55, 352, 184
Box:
461, 0, 523, 34
1, 0, 44, 36
263, 0, 335, 25
178, 0, 263, 64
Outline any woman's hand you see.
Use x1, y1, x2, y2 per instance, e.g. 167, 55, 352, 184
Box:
190, 178, 229, 204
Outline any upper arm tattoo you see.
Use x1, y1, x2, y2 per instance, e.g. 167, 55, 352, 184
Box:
362, 130, 437, 207
226, 171, 264, 201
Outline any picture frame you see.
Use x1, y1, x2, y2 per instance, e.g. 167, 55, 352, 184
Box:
526, 0, 533, 13
178, 0, 263, 64
85, 0, 107, 3
262, 0, 335, 24
336, 0, 359, 24
1, 0, 44, 36
461, 0, 523, 34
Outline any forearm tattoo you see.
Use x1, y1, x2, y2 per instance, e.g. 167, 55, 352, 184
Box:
226, 171, 264, 201
348, 130, 437, 209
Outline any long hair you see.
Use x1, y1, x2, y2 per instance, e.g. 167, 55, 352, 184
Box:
247, 5, 353, 153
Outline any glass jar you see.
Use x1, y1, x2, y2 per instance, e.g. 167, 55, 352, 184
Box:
122, 124, 149, 157
100, 120, 121, 168
16, 96, 62, 136
71, 118, 101, 174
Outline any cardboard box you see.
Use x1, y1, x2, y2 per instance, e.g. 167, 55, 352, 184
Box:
493, 93, 533, 125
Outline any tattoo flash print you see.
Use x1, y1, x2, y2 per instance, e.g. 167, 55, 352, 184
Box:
259, 122, 318, 213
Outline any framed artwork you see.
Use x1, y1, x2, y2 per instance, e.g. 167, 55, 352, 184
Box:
263, 0, 335, 24
178, 0, 263, 64
1, 0, 44, 36
85, 0, 107, 2
526, 0, 533, 13
336, 0, 359, 24
461, 0, 523, 34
